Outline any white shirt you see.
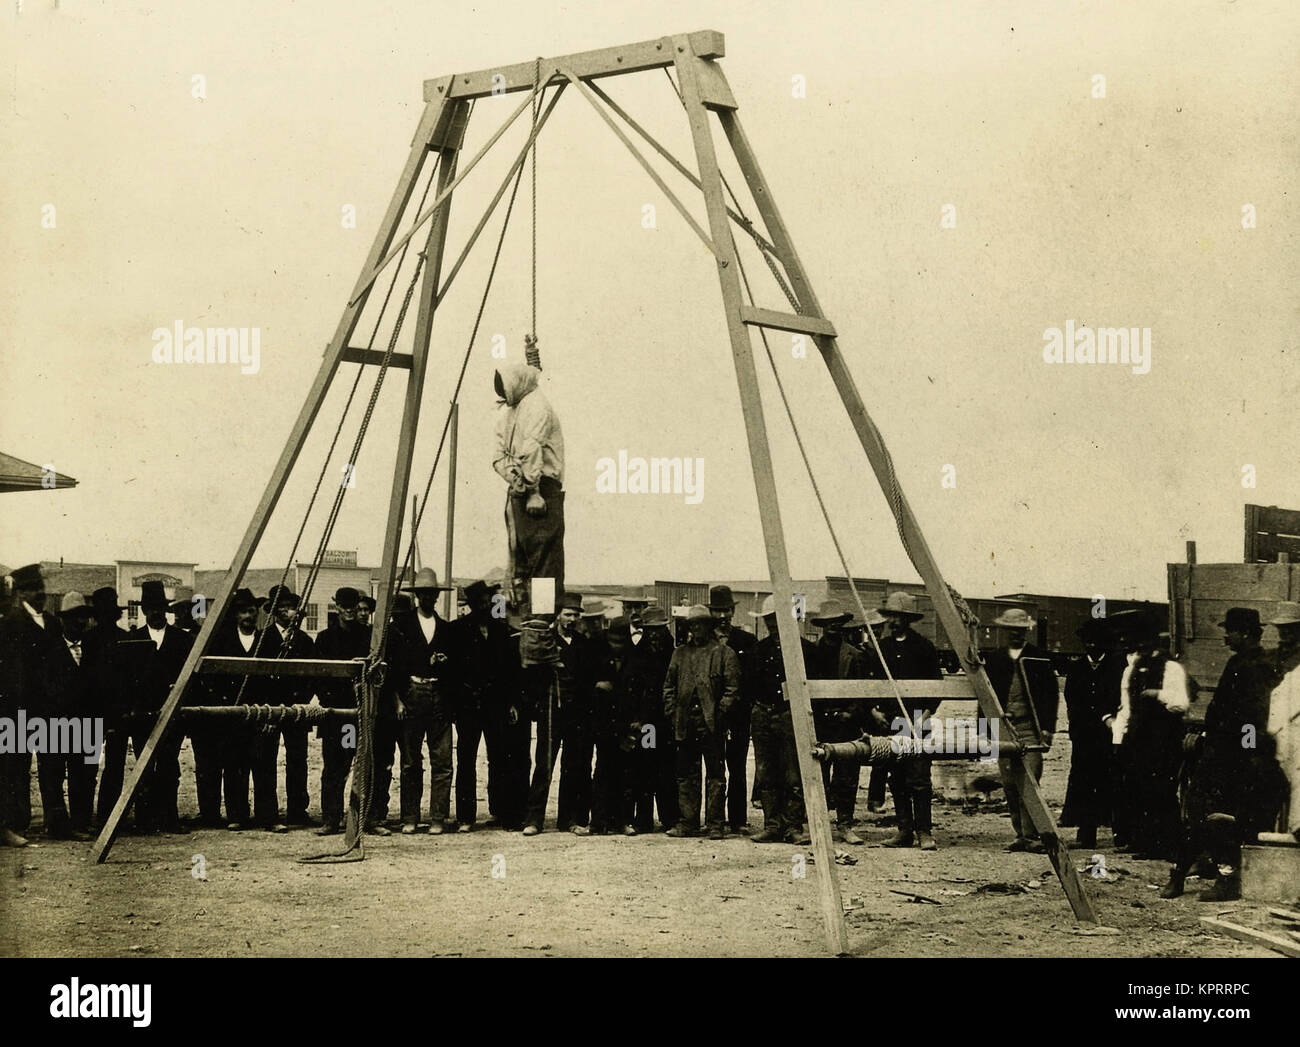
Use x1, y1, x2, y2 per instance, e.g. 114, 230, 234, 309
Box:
417, 611, 437, 645
1008, 647, 1023, 661
237, 629, 255, 653
1112, 657, 1189, 744
148, 625, 167, 649
631, 630, 643, 646
558, 631, 573, 646
23, 601, 45, 628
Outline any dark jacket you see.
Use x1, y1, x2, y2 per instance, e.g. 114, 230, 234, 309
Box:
663, 639, 741, 739
809, 635, 869, 730
0, 606, 63, 714
82, 622, 128, 719
313, 622, 372, 709
743, 632, 815, 706
876, 628, 944, 720
42, 629, 95, 717
386, 610, 458, 715
126, 624, 195, 713
1064, 652, 1124, 756
451, 615, 521, 721
202, 625, 269, 705
985, 643, 1059, 738
626, 625, 675, 728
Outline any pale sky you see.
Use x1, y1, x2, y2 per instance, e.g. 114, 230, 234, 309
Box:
3, 0, 1298, 603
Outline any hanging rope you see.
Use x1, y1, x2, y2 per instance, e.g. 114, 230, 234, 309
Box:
526, 56, 543, 371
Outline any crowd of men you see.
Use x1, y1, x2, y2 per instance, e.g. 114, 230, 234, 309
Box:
1, 561, 1297, 906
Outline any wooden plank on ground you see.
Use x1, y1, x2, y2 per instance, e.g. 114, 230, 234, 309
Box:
1199, 916, 1300, 957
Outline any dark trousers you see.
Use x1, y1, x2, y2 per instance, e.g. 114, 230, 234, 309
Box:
398, 712, 453, 825
456, 708, 529, 828
36, 752, 96, 833
0, 749, 32, 832
591, 739, 635, 831
219, 723, 250, 825
816, 715, 860, 824
724, 704, 751, 830
455, 705, 503, 827
244, 726, 282, 826
368, 716, 399, 825
867, 766, 888, 808
99, 722, 180, 829
676, 728, 727, 831
319, 720, 355, 826
524, 703, 593, 830
999, 749, 1045, 840
557, 717, 594, 830
190, 726, 225, 824
651, 731, 679, 830
751, 702, 805, 833
887, 756, 933, 834
97, 725, 143, 825
282, 723, 310, 818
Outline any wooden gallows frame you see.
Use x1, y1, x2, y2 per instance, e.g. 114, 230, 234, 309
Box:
92, 30, 1097, 954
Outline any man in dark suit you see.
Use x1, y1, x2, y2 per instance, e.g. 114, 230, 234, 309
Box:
624, 604, 677, 832
35, 592, 99, 839
1061, 618, 1125, 849
202, 588, 278, 831
746, 596, 815, 844
313, 587, 371, 836
85, 587, 128, 829
386, 568, 458, 834
261, 585, 317, 828
0, 565, 64, 844
522, 590, 611, 835
807, 598, 869, 845
709, 585, 757, 835
984, 607, 1059, 853
453, 580, 525, 832
876, 592, 944, 850
126, 580, 194, 833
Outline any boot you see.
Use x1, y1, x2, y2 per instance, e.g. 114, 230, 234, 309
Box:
1198, 868, 1241, 902
787, 823, 811, 846
882, 830, 914, 848
1074, 826, 1097, 849
1158, 870, 1185, 899
0, 828, 29, 847
752, 825, 785, 843
917, 832, 937, 851
838, 821, 864, 846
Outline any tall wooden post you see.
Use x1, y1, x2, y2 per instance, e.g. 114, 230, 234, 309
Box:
674, 38, 850, 955
443, 401, 459, 620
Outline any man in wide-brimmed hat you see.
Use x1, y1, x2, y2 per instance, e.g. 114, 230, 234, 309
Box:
452, 579, 527, 832
874, 592, 944, 849
746, 595, 815, 844
663, 605, 741, 840
1164, 607, 1282, 901
258, 584, 318, 828
807, 597, 870, 844
984, 605, 1058, 854
84, 586, 130, 828
1060, 617, 1125, 850
312, 587, 372, 835
387, 567, 458, 834
707, 585, 758, 835
1267, 602, 1300, 844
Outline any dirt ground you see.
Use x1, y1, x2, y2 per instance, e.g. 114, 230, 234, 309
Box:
0, 719, 1283, 958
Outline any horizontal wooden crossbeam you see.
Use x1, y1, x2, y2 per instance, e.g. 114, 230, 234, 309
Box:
196, 657, 367, 679
740, 305, 837, 338
341, 347, 413, 369
424, 30, 725, 101
806, 678, 978, 702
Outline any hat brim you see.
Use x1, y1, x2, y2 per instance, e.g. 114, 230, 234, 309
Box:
401, 584, 454, 593
878, 609, 924, 621
811, 613, 853, 625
